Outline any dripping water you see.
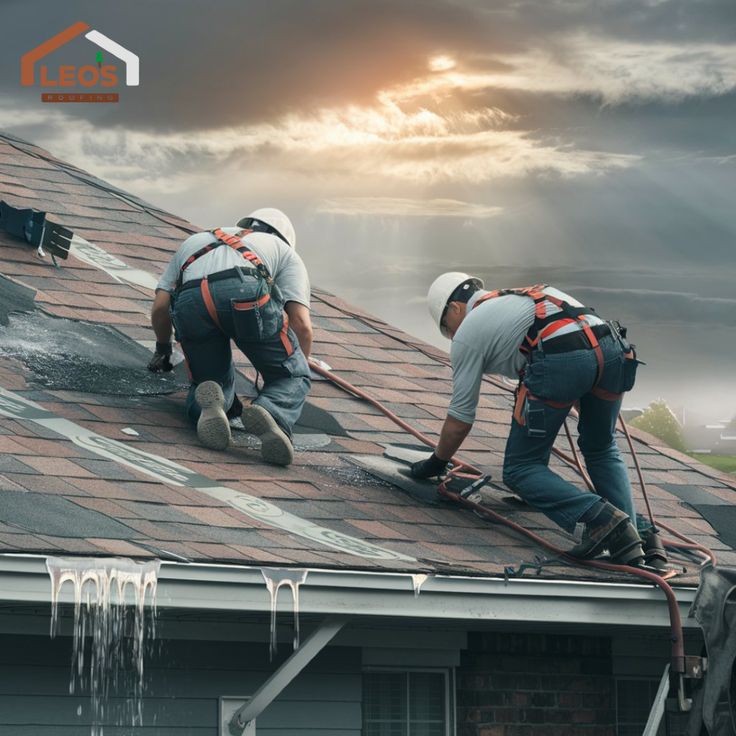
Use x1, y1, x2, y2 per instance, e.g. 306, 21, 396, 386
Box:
410, 573, 429, 597
261, 568, 308, 660
46, 557, 160, 735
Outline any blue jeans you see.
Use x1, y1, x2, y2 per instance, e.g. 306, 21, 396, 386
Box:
502, 335, 639, 533
171, 271, 311, 436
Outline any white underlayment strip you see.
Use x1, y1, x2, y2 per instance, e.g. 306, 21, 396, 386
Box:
69, 234, 159, 291
0, 388, 415, 563
29, 232, 415, 561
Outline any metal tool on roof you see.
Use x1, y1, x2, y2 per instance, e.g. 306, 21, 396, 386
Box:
442, 472, 492, 500
0, 200, 73, 266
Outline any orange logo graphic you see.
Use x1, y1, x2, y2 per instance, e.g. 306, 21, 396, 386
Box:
21, 21, 139, 103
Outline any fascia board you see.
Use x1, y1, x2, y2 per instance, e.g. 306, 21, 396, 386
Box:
0, 555, 698, 630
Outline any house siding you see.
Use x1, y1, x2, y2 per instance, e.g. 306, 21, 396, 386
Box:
0, 633, 362, 735
456, 631, 616, 736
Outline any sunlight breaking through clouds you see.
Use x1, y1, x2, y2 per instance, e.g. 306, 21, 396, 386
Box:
317, 197, 503, 218
9, 31, 729, 193
391, 38, 736, 105
428, 55, 456, 72
0, 94, 636, 194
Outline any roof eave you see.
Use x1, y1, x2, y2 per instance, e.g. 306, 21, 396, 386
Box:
0, 554, 699, 630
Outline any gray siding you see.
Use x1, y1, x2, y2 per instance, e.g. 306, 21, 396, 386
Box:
0, 634, 362, 735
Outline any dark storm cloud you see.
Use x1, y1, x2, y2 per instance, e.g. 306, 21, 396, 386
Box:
451, 89, 736, 159
459, 0, 736, 46
1, 0, 482, 131
3, 0, 734, 134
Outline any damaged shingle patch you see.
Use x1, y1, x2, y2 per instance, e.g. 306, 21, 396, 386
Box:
0, 311, 188, 395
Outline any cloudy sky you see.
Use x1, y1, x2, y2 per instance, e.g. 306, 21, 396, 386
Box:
1, 0, 735, 421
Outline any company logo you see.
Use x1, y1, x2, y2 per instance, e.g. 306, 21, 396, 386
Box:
21, 21, 138, 103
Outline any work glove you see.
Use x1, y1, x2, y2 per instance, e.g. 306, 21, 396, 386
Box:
147, 342, 173, 372
410, 452, 449, 480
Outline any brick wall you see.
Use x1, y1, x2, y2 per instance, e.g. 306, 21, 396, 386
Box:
457, 631, 615, 736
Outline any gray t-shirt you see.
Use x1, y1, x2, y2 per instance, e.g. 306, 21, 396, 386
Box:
448, 287, 603, 424
156, 227, 311, 307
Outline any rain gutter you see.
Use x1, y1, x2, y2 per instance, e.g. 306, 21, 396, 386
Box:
0, 554, 699, 629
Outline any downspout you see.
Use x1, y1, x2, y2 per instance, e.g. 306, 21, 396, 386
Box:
228, 616, 348, 735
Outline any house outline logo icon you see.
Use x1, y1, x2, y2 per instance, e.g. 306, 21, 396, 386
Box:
21, 21, 139, 88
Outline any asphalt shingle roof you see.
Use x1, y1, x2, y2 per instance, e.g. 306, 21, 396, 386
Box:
1, 131, 735, 585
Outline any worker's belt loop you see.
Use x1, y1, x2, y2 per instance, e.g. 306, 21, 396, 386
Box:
200, 277, 222, 331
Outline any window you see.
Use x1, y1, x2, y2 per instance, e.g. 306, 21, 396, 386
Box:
363, 669, 452, 736
615, 678, 688, 736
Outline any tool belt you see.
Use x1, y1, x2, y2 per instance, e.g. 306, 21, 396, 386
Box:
539, 323, 611, 354
177, 266, 258, 292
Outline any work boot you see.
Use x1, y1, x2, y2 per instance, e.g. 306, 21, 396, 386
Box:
569, 501, 644, 565
640, 527, 668, 570
194, 381, 231, 451
241, 404, 294, 467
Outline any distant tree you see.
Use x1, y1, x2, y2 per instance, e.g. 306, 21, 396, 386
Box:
630, 399, 687, 452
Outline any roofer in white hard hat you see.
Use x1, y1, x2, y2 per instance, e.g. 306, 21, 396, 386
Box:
147, 208, 313, 467
411, 272, 667, 568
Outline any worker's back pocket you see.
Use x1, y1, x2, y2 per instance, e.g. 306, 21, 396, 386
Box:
231, 291, 282, 341
620, 349, 643, 393
598, 346, 643, 396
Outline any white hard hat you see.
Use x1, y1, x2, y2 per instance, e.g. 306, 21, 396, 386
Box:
427, 272, 484, 338
238, 208, 296, 249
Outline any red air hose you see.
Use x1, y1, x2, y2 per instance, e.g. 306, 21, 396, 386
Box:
307, 355, 715, 674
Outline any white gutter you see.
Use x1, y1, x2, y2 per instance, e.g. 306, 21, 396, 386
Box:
0, 554, 699, 630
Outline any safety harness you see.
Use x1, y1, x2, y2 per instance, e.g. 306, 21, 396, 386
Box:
174, 228, 293, 356
472, 284, 625, 428
176, 228, 271, 288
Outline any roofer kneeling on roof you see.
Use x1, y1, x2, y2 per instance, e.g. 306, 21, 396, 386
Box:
411, 273, 665, 568
148, 208, 312, 467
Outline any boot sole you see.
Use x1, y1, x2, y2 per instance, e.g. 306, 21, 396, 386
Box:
195, 381, 231, 451
241, 405, 294, 466
611, 540, 646, 566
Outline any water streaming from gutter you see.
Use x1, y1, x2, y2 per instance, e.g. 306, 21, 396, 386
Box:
411, 573, 429, 597
46, 557, 160, 735
261, 568, 308, 660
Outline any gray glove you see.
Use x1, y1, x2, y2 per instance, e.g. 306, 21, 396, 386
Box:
410, 452, 449, 479
147, 342, 173, 372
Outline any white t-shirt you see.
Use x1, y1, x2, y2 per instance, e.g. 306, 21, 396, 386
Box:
156, 227, 311, 307
448, 287, 603, 424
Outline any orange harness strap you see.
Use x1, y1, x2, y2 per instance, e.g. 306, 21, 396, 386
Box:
200, 277, 222, 331
477, 285, 615, 418
279, 312, 294, 357
514, 383, 574, 428
577, 318, 604, 388
232, 293, 271, 311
